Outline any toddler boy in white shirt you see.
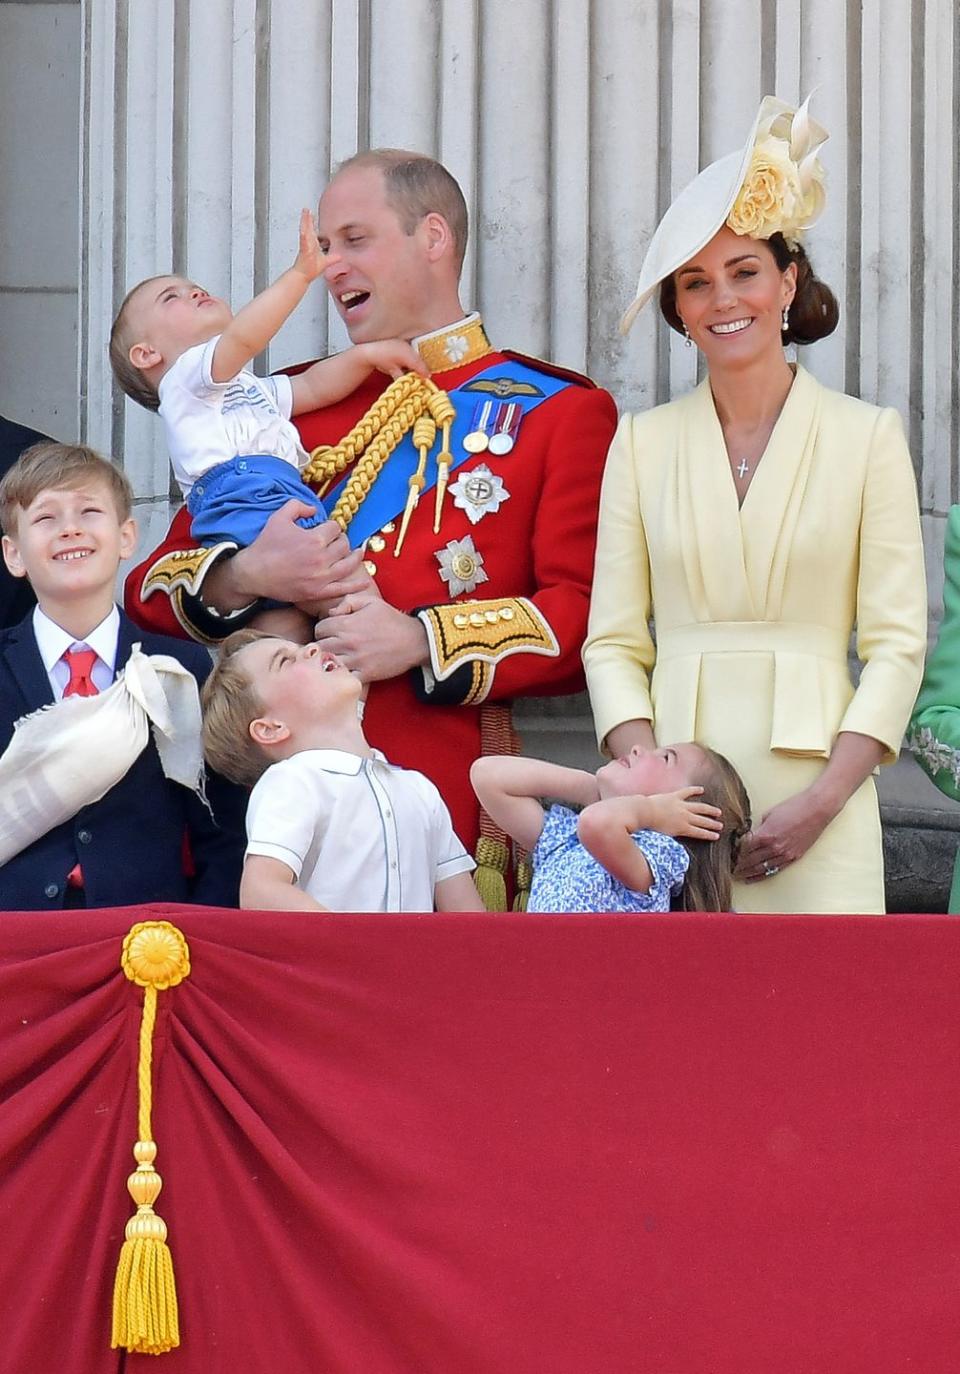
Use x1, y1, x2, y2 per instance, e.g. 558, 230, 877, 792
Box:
108, 209, 424, 638
201, 628, 484, 913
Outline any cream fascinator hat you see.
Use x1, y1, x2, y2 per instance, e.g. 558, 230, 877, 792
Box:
620, 94, 828, 334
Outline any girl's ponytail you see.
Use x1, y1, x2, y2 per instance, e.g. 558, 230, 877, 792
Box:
676, 747, 751, 912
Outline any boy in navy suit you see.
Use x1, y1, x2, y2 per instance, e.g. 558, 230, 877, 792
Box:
0, 441, 245, 909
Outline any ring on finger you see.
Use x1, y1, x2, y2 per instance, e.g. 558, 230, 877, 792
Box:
762, 860, 781, 878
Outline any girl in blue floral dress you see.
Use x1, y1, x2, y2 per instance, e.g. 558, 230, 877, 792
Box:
471, 742, 750, 912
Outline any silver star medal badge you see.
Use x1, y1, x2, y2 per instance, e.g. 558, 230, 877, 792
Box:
435, 535, 489, 596
448, 464, 510, 526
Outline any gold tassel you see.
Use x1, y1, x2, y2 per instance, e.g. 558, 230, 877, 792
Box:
474, 835, 509, 912
430, 402, 456, 534
111, 921, 191, 1356
395, 413, 435, 558
512, 855, 532, 912
433, 449, 452, 533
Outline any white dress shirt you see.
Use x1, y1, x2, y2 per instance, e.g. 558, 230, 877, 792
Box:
33, 604, 120, 700
245, 748, 474, 912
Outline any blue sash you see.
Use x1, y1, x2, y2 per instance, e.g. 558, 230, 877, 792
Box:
324, 360, 572, 548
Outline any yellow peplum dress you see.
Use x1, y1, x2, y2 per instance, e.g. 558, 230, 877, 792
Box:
584, 365, 927, 914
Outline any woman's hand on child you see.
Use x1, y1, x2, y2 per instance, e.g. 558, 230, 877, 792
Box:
354, 339, 429, 379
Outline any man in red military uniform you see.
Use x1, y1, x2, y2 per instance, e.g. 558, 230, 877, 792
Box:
125, 150, 617, 898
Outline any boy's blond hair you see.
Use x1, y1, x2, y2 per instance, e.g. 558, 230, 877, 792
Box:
108, 277, 166, 412
201, 629, 274, 788
0, 441, 133, 536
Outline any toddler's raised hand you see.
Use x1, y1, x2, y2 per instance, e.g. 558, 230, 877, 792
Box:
646, 787, 723, 841
294, 207, 335, 282
354, 338, 429, 379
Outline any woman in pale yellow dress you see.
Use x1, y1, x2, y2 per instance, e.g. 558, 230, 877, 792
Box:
583, 97, 927, 913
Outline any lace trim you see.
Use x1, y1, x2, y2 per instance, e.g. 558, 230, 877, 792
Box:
906, 725, 960, 789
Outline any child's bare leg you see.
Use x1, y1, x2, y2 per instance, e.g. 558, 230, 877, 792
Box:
249, 605, 315, 643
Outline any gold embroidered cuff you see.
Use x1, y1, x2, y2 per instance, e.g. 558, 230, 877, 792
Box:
417, 597, 559, 703
141, 542, 236, 601
140, 542, 259, 644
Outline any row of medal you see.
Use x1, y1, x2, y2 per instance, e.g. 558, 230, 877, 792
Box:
463, 400, 523, 456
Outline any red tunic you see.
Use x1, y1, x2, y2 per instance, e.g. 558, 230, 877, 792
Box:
124, 344, 617, 854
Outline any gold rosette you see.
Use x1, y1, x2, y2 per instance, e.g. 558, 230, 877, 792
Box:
122, 921, 191, 991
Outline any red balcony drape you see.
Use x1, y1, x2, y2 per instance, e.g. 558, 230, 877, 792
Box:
1, 907, 958, 1374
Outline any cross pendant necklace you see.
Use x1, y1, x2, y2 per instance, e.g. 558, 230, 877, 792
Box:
736, 458, 749, 479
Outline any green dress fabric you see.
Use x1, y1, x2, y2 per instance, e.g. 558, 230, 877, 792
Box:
907, 505, 960, 911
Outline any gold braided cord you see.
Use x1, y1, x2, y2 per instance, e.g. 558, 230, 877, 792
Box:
412, 413, 436, 451
303, 372, 457, 534
394, 412, 437, 556
137, 984, 158, 1143
427, 387, 455, 430
304, 372, 426, 485
328, 393, 426, 529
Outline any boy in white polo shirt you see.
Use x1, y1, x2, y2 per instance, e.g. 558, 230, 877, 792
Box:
201, 628, 483, 912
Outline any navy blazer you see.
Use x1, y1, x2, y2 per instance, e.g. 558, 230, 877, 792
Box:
0, 609, 246, 910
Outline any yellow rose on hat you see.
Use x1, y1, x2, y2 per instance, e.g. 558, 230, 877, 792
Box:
727, 135, 804, 240
619, 94, 829, 333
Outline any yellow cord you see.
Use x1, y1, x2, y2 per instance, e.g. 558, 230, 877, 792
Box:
395, 414, 435, 557
302, 373, 457, 537
111, 921, 191, 1356
137, 983, 156, 1142
433, 419, 454, 533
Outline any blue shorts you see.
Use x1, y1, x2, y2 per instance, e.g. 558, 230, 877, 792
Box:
186, 454, 327, 548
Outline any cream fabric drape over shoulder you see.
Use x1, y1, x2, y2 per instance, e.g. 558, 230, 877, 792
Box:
583, 366, 927, 913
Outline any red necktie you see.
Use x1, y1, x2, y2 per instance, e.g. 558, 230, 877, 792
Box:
62, 647, 99, 698
62, 647, 99, 891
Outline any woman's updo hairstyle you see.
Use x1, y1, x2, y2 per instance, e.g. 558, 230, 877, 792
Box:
658, 231, 839, 347
767, 234, 839, 344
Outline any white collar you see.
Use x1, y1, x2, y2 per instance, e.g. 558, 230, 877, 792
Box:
32, 603, 120, 675
292, 747, 389, 776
